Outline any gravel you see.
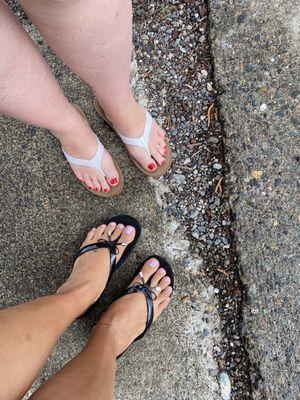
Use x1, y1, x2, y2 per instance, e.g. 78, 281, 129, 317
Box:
133, 1, 252, 399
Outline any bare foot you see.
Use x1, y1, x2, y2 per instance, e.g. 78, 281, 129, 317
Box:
57, 222, 136, 315
95, 257, 172, 356
55, 106, 120, 193
101, 94, 167, 172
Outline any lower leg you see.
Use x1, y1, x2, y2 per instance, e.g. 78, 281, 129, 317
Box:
19, 0, 133, 113
0, 293, 81, 400
19, 0, 167, 171
0, 1, 119, 191
30, 325, 117, 400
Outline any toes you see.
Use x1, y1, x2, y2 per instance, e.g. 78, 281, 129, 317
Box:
157, 276, 171, 292
129, 146, 158, 172
110, 223, 125, 241
91, 176, 101, 192
158, 297, 171, 312
75, 171, 84, 183
102, 222, 117, 240
152, 149, 166, 166
150, 267, 166, 288
117, 225, 136, 250
98, 173, 110, 194
81, 227, 96, 246
158, 286, 172, 302
93, 224, 107, 241
83, 175, 94, 191
158, 127, 166, 139
132, 258, 160, 286
101, 151, 120, 187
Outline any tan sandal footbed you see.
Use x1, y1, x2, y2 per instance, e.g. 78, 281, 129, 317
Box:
72, 104, 124, 198
94, 98, 172, 178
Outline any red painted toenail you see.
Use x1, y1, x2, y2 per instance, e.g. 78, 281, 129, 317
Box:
148, 163, 156, 171
88, 186, 93, 190
110, 178, 118, 185
103, 188, 109, 193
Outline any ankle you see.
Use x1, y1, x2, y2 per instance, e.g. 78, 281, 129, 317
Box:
101, 92, 136, 121
91, 322, 120, 357
57, 281, 103, 317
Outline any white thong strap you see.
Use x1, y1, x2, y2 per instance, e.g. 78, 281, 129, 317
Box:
63, 138, 105, 175
117, 110, 152, 157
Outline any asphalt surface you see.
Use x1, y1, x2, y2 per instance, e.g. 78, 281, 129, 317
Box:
209, 0, 300, 399
0, 5, 223, 400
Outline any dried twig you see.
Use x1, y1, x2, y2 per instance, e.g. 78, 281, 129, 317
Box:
191, 149, 201, 159
165, 115, 171, 130
215, 176, 223, 194
174, 164, 193, 171
207, 102, 215, 128
187, 142, 202, 148
217, 268, 229, 277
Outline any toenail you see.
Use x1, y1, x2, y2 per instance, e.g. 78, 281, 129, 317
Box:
165, 277, 171, 284
150, 259, 159, 268
148, 163, 156, 171
125, 226, 133, 235
161, 160, 166, 165
88, 186, 93, 190
167, 287, 173, 294
159, 268, 166, 275
103, 188, 109, 193
110, 178, 118, 185
118, 224, 125, 229
109, 222, 116, 228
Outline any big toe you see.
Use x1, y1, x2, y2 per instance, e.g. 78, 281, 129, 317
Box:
101, 150, 120, 187
129, 147, 158, 172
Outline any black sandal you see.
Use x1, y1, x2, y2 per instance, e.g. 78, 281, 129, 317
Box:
117, 255, 174, 358
74, 214, 141, 315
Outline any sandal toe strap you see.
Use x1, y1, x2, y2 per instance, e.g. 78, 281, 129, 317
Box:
74, 239, 119, 276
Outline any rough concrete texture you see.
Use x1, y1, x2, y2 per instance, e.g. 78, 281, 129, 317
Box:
0, 12, 223, 400
209, 1, 300, 399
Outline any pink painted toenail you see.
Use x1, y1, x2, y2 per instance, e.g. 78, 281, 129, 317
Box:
110, 178, 118, 185
148, 163, 156, 171
150, 259, 159, 268
118, 224, 125, 229
161, 160, 166, 165
125, 226, 133, 235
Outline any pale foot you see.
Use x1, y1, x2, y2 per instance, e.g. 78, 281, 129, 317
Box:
100, 94, 167, 172
54, 106, 120, 193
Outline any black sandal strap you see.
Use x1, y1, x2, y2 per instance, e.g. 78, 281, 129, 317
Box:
74, 239, 125, 277
122, 281, 156, 341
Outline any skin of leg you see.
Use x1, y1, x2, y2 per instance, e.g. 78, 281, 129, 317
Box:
30, 259, 172, 400
19, 0, 133, 112
0, 223, 135, 400
30, 325, 117, 400
19, 0, 167, 170
0, 293, 82, 400
0, 1, 119, 191
0, 0, 81, 134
